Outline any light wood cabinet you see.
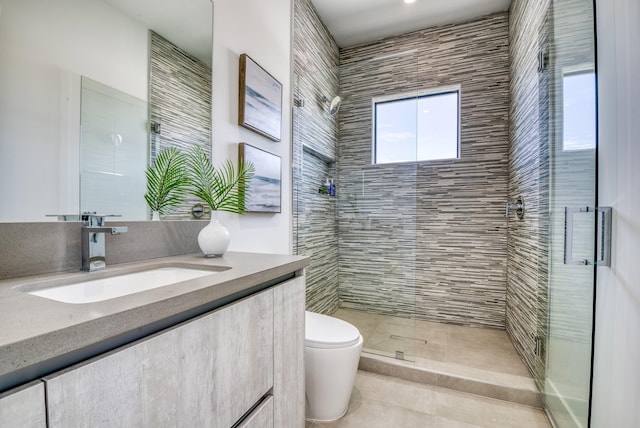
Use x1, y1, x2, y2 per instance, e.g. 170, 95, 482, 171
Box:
0, 381, 46, 428
46, 288, 275, 427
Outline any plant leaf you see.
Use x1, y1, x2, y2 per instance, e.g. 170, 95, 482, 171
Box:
144, 147, 189, 216
185, 146, 254, 215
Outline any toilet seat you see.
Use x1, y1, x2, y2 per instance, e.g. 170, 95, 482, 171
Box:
305, 311, 361, 349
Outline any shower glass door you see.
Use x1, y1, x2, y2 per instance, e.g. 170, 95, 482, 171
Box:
542, 0, 597, 426
335, 51, 419, 362
292, 51, 419, 362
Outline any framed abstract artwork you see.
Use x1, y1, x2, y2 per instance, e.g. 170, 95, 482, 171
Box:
239, 143, 281, 213
238, 54, 282, 142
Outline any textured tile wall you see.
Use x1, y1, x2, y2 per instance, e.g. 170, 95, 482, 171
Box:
292, 0, 340, 314
338, 13, 511, 328
149, 31, 212, 220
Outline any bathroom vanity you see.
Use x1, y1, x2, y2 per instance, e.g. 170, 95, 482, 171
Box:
0, 252, 308, 427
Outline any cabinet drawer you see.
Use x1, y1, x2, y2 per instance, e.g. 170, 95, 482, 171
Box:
46, 289, 274, 427
237, 396, 274, 428
0, 381, 46, 428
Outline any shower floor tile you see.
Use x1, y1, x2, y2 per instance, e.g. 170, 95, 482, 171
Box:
333, 308, 535, 390
306, 371, 550, 428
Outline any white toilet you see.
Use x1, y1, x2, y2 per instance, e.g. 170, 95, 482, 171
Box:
305, 311, 363, 422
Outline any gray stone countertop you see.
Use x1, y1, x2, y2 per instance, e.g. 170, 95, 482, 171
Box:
0, 251, 309, 391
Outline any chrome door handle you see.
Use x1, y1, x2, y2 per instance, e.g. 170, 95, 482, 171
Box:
564, 207, 590, 265
596, 207, 612, 267
564, 206, 612, 266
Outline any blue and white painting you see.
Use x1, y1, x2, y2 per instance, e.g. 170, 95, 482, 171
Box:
241, 143, 281, 213
241, 55, 282, 141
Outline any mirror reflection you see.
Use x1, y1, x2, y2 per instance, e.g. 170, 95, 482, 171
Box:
80, 77, 148, 220
0, 0, 213, 222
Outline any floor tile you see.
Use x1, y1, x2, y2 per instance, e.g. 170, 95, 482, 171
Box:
353, 371, 438, 415
434, 387, 550, 428
311, 399, 436, 428
333, 308, 533, 381
308, 371, 551, 428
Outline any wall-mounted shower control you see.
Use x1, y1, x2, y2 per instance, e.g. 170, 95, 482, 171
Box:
506, 196, 525, 219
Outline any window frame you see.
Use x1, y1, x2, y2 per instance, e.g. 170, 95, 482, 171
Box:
371, 84, 461, 165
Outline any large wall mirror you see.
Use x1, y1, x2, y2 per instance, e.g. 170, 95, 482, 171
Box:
0, 0, 213, 222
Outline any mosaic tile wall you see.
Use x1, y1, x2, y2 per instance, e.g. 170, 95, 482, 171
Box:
338, 13, 511, 328
149, 31, 212, 220
292, 0, 340, 314
507, 0, 551, 379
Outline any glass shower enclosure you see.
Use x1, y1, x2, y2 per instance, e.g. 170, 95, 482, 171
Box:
537, 0, 601, 427
293, 49, 420, 362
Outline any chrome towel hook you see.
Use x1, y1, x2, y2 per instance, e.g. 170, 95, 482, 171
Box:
506, 196, 525, 219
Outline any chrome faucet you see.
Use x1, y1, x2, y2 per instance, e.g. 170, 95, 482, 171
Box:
81, 214, 128, 271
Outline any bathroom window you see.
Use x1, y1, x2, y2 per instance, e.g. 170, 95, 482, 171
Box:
373, 86, 460, 164
562, 69, 596, 151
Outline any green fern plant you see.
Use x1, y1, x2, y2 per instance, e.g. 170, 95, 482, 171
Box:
144, 147, 189, 216
186, 146, 254, 214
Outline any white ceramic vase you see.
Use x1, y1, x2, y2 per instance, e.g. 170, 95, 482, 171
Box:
151, 211, 161, 221
197, 212, 230, 257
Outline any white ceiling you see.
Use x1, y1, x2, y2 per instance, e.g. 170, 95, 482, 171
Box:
102, 0, 213, 65
310, 0, 512, 47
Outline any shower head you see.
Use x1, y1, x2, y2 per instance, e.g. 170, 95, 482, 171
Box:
328, 96, 341, 116
320, 95, 342, 116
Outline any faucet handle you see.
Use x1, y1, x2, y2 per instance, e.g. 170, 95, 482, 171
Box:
81, 212, 122, 226
110, 227, 128, 235
45, 214, 82, 221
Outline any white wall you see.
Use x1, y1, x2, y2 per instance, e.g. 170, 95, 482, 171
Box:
0, 0, 148, 221
211, 0, 293, 255
591, 0, 640, 426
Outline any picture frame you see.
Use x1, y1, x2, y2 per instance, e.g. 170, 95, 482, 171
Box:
238, 54, 282, 142
239, 142, 281, 213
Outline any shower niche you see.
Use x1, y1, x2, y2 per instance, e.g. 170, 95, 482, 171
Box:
302, 144, 336, 197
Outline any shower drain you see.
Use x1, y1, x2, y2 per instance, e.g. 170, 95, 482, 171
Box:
389, 334, 428, 344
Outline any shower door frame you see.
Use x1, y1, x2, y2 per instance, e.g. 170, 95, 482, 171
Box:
537, 0, 600, 427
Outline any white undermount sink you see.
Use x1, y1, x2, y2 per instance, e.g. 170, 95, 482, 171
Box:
20, 266, 221, 304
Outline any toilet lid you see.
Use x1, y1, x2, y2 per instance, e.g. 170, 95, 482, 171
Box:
305, 311, 361, 349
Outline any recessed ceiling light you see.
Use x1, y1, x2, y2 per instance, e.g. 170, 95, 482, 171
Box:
404, 0, 417, 4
